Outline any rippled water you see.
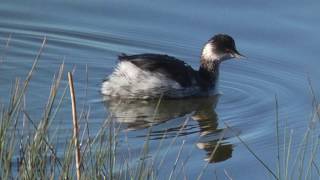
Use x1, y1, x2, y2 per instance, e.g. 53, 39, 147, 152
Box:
1, 0, 320, 179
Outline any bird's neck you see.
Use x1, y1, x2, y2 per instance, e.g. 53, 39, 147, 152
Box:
198, 59, 220, 90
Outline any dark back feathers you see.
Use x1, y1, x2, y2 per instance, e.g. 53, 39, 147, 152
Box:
118, 53, 196, 87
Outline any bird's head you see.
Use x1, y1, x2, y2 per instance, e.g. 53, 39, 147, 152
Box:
201, 34, 245, 63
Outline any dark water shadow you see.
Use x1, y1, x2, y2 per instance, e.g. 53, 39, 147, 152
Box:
103, 95, 235, 163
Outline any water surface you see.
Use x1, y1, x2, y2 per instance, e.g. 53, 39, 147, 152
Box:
1, 0, 320, 179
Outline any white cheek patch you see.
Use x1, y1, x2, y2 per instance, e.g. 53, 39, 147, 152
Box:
201, 43, 219, 61
202, 43, 235, 62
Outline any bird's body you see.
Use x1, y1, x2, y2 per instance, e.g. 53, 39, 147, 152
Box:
101, 54, 218, 99
101, 34, 243, 99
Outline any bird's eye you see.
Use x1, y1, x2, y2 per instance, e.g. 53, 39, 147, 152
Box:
225, 49, 231, 53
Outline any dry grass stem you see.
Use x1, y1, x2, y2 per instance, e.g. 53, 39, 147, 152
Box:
68, 72, 81, 180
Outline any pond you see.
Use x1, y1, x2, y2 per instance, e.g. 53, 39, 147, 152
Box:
0, 0, 320, 179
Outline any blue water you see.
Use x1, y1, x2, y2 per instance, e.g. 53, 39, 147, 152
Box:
1, 0, 320, 179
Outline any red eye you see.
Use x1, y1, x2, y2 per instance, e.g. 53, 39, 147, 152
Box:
225, 49, 231, 53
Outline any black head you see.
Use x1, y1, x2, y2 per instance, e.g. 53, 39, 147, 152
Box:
202, 34, 244, 61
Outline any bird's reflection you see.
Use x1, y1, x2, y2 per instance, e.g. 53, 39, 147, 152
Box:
103, 95, 233, 163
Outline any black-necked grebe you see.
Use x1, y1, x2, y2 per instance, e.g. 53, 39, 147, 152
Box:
101, 34, 244, 99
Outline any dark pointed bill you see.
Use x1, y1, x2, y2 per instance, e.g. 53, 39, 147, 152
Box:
232, 49, 246, 59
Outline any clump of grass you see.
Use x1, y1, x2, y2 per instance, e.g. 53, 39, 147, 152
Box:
0, 37, 195, 180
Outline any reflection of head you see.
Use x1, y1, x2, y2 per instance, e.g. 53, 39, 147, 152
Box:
191, 100, 233, 164
197, 142, 233, 163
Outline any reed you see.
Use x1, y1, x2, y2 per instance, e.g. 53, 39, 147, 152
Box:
68, 72, 81, 179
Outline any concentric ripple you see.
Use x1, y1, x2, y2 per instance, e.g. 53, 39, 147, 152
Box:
0, 21, 314, 150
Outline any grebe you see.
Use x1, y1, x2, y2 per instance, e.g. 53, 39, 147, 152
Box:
101, 34, 244, 99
